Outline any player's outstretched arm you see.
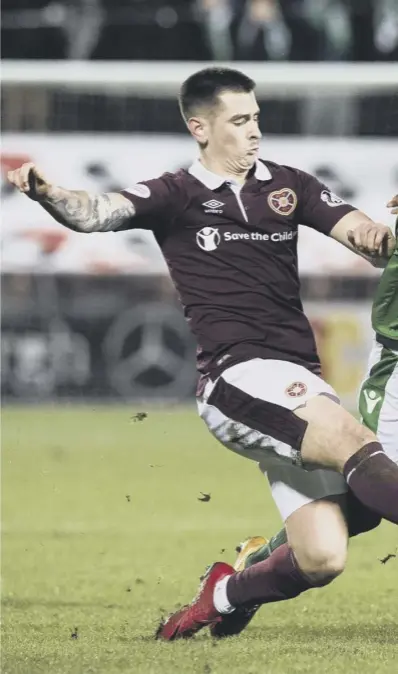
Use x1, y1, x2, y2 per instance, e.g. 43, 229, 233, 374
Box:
329, 210, 396, 268
7, 162, 136, 233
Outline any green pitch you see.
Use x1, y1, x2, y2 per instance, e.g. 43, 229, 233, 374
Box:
2, 406, 397, 674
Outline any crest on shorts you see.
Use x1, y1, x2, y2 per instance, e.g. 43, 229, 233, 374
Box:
268, 188, 297, 216
285, 381, 307, 398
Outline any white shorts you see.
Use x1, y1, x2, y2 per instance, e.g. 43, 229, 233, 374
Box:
359, 337, 398, 464
197, 358, 347, 521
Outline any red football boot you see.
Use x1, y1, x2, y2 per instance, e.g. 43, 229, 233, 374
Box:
155, 562, 234, 641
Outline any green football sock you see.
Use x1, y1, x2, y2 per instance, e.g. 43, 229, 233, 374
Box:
245, 528, 288, 568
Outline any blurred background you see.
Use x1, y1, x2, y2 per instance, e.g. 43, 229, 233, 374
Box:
1, 0, 398, 408
2, 0, 398, 62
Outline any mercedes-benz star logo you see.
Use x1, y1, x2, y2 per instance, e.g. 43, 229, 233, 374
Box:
103, 303, 196, 398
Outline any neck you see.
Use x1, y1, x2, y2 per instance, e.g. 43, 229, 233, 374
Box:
199, 154, 250, 185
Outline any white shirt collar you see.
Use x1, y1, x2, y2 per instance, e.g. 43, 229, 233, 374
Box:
188, 159, 272, 190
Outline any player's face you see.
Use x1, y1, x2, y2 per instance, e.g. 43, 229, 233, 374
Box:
206, 91, 262, 172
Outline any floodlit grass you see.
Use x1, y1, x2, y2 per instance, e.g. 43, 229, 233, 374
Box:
2, 406, 397, 674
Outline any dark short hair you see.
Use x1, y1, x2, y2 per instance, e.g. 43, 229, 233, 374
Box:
179, 67, 256, 121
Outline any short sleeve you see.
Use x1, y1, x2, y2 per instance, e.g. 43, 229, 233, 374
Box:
117, 172, 179, 231
296, 170, 357, 235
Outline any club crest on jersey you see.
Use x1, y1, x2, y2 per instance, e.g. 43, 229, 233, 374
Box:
285, 381, 307, 398
196, 226, 221, 251
202, 199, 225, 214
268, 189, 297, 216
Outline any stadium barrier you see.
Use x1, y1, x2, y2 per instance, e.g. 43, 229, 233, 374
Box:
3, 60, 398, 94
2, 273, 374, 408
2, 61, 398, 136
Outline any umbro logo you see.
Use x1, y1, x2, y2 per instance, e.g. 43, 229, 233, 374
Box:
202, 199, 225, 214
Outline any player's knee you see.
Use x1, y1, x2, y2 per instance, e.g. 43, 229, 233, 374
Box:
294, 543, 347, 585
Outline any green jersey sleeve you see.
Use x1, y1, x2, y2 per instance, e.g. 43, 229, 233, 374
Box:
371, 218, 398, 347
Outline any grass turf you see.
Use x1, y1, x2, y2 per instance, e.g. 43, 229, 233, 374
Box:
2, 406, 398, 674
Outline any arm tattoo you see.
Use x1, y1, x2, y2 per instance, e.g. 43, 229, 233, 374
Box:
40, 189, 136, 233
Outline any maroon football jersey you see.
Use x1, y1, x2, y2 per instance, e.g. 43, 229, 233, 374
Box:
118, 160, 356, 378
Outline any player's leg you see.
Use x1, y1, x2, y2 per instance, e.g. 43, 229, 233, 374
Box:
157, 359, 350, 640
211, 462, 351, 636
294, 393, 398, 524
285, 496, 348, 580
157, 501, 349, 641
211, 357, 398, 524
238, 490, 382, 572
208, 359, 394, 561
157, 358, 398, 640
207, 478, 349, 639
338, 340, 398, 537
225, 494, 348, 611
235, 487, 382, 568
359, 339, 398, 464
235, 463, 347, 571
239, 340, 398, 570
157, 482, 350, 640
238, 341, 398, 571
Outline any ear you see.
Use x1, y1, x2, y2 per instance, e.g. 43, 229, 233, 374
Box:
187, 116, 208, 145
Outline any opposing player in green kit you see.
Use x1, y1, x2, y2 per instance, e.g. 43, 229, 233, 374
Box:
224, 194, 398, 636
358, 195, 398, 464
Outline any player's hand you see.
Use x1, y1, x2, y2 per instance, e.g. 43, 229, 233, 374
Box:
347, 221, 395, 258
7, 162, 53, 201
387, 194, 398, 215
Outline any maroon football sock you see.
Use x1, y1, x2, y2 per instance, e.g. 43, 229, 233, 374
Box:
343, 442, 398, 525
346, 489, 381, 537
226, 543, 328, 609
